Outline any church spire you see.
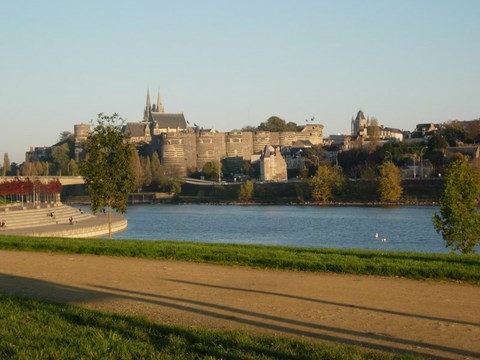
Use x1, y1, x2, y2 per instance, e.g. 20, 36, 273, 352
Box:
156, 88, 164, 112
144, 89, 152, 121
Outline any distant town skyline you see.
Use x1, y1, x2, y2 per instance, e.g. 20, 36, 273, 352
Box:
1, 0, 479, 163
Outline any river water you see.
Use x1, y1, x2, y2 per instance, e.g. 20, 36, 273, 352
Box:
112, 204, 450, 253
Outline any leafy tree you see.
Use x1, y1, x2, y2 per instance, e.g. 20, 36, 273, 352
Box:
427, 132, 448, 151
367, 117, 381, 152
151, 152, 165, 188
241, 125, 256, 132
378, 161, 403, 203
68, 159, 79, 176
308, 165, 345, 203
2, 153, 11, 176
58, 131, 73, 142
464, 120, 480, 144
202, 161, 221, 181
257, 116, 298, 132
143, 156, 152, 187
337, 148, 370, 179
80, 113, 135, 239
238, 180, 254, 202
303, 145, 325, 170
20, 158, 33, 176
52, 143, 70, 175
433, 158, 480, 254
441, 121, 465, 146
130, 146, 144, 191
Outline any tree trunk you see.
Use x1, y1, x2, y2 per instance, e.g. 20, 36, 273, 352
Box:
108, 205, 112, 239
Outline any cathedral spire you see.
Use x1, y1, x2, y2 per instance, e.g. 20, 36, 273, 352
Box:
144, 89, 152, 121
156, 88, 164, 112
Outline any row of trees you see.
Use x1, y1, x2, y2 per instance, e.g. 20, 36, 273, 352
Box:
129, 151, 181, 194
1, 137, 79, 177
0, 178, 63, 204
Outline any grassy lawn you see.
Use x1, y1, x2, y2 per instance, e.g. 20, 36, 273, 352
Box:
0, 295, 418, 360
0, 235, 479, 283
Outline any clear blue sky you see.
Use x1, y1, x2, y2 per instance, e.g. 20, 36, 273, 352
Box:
1, 0, 479, 163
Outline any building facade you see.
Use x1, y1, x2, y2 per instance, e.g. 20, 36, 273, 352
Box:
121, 90, 324, 178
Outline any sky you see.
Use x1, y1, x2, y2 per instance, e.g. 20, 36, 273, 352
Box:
1, 0, 479, 163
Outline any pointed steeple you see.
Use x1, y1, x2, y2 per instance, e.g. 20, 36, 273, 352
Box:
156, 88, 164, 113
144, 89, 152, 121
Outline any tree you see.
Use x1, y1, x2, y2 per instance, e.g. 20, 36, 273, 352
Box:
151, 152, 165, 188
464, 120, 480, 144
433, 158, 480, 254
238, 180, 254, 202
257, 116, 298, 132
367, 117, 381, 153
378, 161, 403, 203
308, 165, 345, 203
68, 159, 79, 176
202, 161, 221, 181
80, 113, 135, 239
58, 131, 73, 142
52, 143, 70, 175
2, 153, 10, 176
441, 121, 465, 146
143, 156, 152, 187
130, 146, 144, 192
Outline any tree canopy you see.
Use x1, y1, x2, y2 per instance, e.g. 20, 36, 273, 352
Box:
257, 116, 299, 132
80, 113, 135, 238
433, 158, 480, 254
308, 165, 345, 203
378, 161, 403, 203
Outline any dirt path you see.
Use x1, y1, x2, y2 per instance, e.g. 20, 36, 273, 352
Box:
0, 250, 478, 359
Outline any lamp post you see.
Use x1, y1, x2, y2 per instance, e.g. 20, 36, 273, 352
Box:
413, 155, 417, 178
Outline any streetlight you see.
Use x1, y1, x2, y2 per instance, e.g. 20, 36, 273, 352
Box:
412, 155, 417, 178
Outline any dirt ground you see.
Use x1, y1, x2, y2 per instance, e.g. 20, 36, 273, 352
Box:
0, 250, 478, 359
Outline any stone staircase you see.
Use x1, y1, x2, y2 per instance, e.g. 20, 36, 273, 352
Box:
0, 203, 95, 230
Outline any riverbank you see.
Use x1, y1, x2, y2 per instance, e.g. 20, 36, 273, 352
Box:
0, 203, 127, 238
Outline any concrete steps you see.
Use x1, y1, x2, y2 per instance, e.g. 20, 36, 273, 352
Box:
0, 203, 127, 238
0, 203, 95, 230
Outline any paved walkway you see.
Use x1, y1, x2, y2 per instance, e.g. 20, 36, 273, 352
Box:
0, 250, 478, 359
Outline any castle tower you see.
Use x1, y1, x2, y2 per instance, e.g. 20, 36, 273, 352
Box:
352, 110, 367, 136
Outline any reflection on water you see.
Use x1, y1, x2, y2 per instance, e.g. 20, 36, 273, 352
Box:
113, 204, 449, 253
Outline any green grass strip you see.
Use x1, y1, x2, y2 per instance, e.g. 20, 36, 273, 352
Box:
0, 294, 419, 359
1, 235, 479, 283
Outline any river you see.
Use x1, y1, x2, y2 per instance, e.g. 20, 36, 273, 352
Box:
111, 204, 450, 253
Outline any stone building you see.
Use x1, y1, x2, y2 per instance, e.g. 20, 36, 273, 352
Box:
351, 110, 369, 136
120, 90, 324, 178
260, 145, 288, 181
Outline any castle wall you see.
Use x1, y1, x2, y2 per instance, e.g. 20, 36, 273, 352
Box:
195, 131, 226, 170
182, 133, 197, 173
295, 124, 324, 145
279, 131, 297, 146
225, 131, 254, 160
253, 131, 272, 153
154, 124, 324, 179
161, 133, 186, 177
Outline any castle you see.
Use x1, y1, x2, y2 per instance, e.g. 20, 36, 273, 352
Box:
116, 90, 324, 178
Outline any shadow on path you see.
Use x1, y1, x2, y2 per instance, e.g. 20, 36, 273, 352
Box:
167, 279, 480, 327
0, 273, 478, 359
